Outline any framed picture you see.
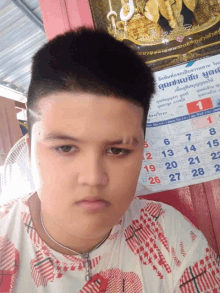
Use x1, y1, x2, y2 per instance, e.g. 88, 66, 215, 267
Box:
89, 0, 220, 71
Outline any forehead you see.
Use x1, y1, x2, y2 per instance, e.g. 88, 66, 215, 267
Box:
38, 92, 143, 114
34, 92, 144, 141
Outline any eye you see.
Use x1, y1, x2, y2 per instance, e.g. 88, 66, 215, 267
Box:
56, 145, 77, 153
54, 146, 131, 156
107, 147, 131, 156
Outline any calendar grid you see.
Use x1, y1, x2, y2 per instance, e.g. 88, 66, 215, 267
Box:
136, 54, 220, 196
141, 107, 220, 194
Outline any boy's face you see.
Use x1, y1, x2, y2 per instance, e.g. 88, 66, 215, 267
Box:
26, 92, 144, 240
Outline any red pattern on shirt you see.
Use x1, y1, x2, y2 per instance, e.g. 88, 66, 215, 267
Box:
0, 199, 18, 219
179, 247, 220, 293
30, 249, 54, 287
21, 212, 44, 247
30, 243, 103, 287
30, 245, 86, 287
108, 231, 119, 241
180, 242, 187, 257
190, 231, 197, 242
63, 254, 101, 270
171, 247, 181, 267
79, 269, 142, 293
124, 202, 171, 279
0, 237, 19, 293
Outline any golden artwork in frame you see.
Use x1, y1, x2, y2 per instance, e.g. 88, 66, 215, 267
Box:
88, 0, 220, 71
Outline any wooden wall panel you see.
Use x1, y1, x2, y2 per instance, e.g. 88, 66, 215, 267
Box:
39, 0, 94, 40
204, 180, 220, 252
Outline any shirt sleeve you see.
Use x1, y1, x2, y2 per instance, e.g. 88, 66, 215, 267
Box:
175, 240, 220, 293
159, 203, 220, 293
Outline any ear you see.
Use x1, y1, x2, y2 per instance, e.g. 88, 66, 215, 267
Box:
25, 133, 31, 168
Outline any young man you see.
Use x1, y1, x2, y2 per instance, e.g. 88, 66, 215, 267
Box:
0, 27, 219, 292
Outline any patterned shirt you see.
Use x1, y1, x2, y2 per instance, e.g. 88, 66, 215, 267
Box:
0, 193, 219, 293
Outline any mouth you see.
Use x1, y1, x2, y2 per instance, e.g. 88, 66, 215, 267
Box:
75, 199, 111, 211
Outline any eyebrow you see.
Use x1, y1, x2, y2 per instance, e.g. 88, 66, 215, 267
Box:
43, 133, 140, 146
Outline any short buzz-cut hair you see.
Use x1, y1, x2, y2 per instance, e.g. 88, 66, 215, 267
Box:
27, 27, 155, 139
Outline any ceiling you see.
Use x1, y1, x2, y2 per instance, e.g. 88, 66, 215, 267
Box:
0, 0, 47, 104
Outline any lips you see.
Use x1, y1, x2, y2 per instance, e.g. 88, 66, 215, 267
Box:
76, 197, 110, 203
76, 199, 110, 211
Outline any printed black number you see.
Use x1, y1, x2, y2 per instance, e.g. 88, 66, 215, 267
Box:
209, 128, 216, 135
192, 168, 205, 177
169, 173, 180, 182
165, 161, 178, 169
207, 139, 219, 148
162, 150, 174, 157
164, 139, 170, 145
188, 156, 200, 165
211, 152, 220, 160
214, 164, 220, 172
184, 145, 197, 153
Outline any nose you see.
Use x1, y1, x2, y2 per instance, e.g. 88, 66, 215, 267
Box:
77, 153, 108, 186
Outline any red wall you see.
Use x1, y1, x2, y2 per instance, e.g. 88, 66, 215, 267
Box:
40, 0, 94, 40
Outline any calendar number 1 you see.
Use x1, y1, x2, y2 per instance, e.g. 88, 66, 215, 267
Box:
196, 101, 203, 110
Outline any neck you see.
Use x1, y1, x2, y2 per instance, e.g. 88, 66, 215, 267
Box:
28, 193, 111, 255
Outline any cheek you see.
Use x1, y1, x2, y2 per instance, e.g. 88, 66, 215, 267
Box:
30, 146, 66, 193
111, 155, 143, 192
